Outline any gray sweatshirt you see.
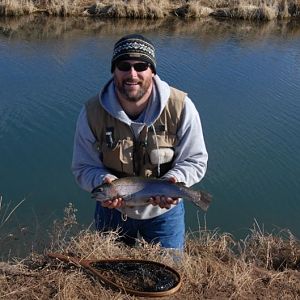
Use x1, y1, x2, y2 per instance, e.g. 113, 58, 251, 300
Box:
71, 75, 208, 219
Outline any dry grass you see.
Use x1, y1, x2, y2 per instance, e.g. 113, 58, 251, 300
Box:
0, 0, 300, 20
0, 196, 28, 254
0, 211, 299, 299
240, 221, 300, 271
0, 196, 26, 231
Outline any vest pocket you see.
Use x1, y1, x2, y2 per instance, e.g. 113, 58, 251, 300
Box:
143, 133, 177, 176
147, 133, 177, 148
102, 139, 133, 175
149, 148, 174, 165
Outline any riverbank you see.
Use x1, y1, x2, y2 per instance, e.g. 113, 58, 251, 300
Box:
0, 217, 299, 299
1, 0, 300, 21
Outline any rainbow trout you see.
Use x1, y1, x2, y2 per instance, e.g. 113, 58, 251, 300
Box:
91, 177, 212, 211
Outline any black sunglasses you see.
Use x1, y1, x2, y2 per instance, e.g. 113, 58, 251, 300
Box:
116, 61, 150, 72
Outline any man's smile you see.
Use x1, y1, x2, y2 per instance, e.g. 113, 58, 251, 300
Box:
123, 80, 141, 89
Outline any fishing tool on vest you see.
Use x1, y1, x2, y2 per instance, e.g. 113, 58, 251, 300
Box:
105, 127, 115, 148
48, 252, 182, 297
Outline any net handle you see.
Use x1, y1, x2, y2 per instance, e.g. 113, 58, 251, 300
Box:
48, 252, 182, 297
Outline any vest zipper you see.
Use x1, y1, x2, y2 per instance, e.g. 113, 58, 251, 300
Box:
129, 125, 148, 176
129, 126, 138, 176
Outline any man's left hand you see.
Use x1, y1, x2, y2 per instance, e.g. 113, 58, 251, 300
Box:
149, 177, 179, 209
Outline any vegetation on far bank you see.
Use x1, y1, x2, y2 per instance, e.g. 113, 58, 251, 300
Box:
0, 0, 300, 21
0, 202, 300, 299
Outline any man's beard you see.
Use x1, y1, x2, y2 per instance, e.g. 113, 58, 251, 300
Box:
115, 76, 152, 102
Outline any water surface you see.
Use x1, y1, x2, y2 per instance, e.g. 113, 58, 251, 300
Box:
1, 16, 299, 256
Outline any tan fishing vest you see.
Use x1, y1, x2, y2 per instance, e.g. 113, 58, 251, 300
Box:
85, 87, 186, 178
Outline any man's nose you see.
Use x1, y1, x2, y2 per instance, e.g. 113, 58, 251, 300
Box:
128, 66, 138, 75
126, 67, 139, 77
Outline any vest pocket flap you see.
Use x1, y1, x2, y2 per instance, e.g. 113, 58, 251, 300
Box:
102, 139, 133, 173
148, 134, 177, 148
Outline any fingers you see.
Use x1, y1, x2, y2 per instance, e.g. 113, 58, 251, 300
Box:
149, 196, 161, 206
168, 176, 177, 184
101, 177, 121, 208
148, 177, 179, 208
103, 177, 114, 184
149, 196, 179, 209
101, 197, 124, 209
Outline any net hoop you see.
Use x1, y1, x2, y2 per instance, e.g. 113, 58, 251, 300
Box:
48, 252, 182, 297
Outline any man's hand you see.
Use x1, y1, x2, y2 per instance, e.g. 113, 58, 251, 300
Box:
101, 177, 124, 209
149, 176, 179, 209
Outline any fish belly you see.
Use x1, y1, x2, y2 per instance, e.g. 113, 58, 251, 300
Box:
122, 183, 184, 207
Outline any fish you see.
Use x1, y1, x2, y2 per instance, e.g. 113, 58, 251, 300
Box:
91, 177, 212, 211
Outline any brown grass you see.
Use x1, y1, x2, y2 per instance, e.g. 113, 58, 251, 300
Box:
0, 0, 300, 20
0, 208, 299, 299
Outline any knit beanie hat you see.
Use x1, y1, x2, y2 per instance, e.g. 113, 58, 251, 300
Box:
111, 34, 156, 74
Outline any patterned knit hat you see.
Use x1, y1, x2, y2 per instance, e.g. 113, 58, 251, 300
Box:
111, 34, 156, 74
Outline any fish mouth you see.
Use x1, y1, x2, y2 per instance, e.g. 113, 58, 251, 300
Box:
91, 194, 109, 201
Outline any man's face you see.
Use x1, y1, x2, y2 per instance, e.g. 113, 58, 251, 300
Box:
113, 60, 154, 102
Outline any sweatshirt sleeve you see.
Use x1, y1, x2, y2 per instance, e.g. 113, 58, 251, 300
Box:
162, 96, 208, 187
71, 107, 117, 192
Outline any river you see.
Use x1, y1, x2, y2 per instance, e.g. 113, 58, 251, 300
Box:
0, 16, 299, 257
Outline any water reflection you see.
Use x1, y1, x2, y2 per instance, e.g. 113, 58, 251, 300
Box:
1, 15, 300, 42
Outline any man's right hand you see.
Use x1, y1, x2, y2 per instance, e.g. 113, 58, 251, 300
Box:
101, 177, 124, 209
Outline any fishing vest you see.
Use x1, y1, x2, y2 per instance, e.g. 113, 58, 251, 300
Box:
85, 87, 186, 178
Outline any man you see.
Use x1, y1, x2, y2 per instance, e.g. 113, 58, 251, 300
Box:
72, 34, 208, 250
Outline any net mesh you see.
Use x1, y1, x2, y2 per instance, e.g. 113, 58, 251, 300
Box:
90, 261, 180, 292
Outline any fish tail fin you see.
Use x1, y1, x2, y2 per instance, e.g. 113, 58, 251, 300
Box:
185, 189, 212, 211
198, 191, 212, 211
